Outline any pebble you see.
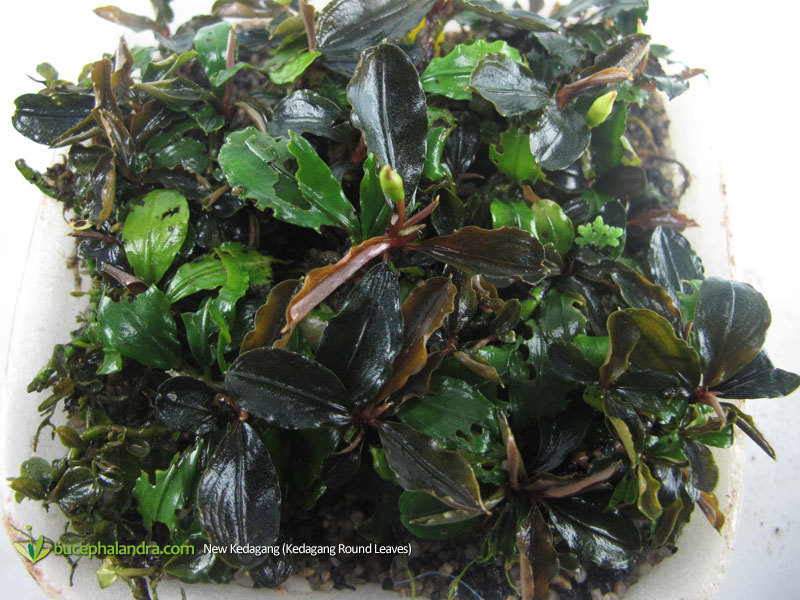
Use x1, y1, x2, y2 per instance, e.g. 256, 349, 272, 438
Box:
297, 567, 315, 578
439, 562, 454, 575
601, 593, 620, 600
317, 579, 335, 593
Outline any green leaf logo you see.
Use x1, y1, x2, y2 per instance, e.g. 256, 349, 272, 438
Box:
14, 534, 51, 564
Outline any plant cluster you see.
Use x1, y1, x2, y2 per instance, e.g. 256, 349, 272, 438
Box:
9, 1, 799, 599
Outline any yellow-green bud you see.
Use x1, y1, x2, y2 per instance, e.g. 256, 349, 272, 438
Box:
586, 90, 618, 128
379, 165, 405, 205
56, 425, 85, 449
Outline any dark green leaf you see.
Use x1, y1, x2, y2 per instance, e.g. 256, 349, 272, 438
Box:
193, 22, 232, 88
583, 33, 650, 76
12, 93, 94, 145
457, 0, 559, 31
694, 278, 771, 387
316, 263, 403, 407
198, 421, 280, 568
647, 226, 704, 302
155, 377, 219, 434
603, 394, 643, 465
267, 90, 343, 140
609, 263, 681, 326
712, 351, 800, 399
287, 131, 359, 239
379, 422, 486, 513
422, 40, 523, 101
547, 341, 598, 385
49, 467, 100, 512
470, 54, 548, 117
399, 490, 478, 540
682, 438, 718, 493
317, 0, 435, 73
530, 100, 590, 171
122, 189, 189, 284
97, 286, 180, 369
547, 498, 641, 569
133, 77, 214, 104
415, 226, 547, 282
134, 442, 203, 532
540, 290, 587, 342
347, 44, 428, 205
722, 403, 776, 459
423, 107, 456, 182
226, 348, 352, 428
443, 112, 480, 178
530, 405, 595, 472
359, 153, 392, 239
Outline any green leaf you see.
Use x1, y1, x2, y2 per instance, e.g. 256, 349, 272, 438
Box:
547, 341, 598, 386
218, 127, 333, 231
398, 377, 502, 478
647, 227, 704, 302
636, 462, 663, 521
166, 242, 274, 303
399, 491, 478, 540
269, 51, 321, 85
181, 297, 216, 368
122, 189, 189, 284
591, 104, 627, 175
415, 226, 547, 282
529, 405, 595, 472
97, 286, 180, 369
530, 199, 574, 256
547, 497, 642, 569
602, 309, 701, 388
315, 263, 403, 407
12, 92, 95, 145
193, 22, 232, 90
360, 153, 393, 239
574, 334, 609, 368
530, 100, 590, 171
489, 128, 542, 183
540, 289, 587, 342
379, 422, 487, 513
694, 278, 771, 387
317, 0, 436, 73
287, 131, 359, 239
226, 348, 352, 429
470, 54, 549, 117
49, 466, 100, 512
347, 44, 428, 205
134, 442, 203, 532
423, 107, 456, 181
422, 39, 523, 101
155, 377, 219, 435
198, 421, 281, 568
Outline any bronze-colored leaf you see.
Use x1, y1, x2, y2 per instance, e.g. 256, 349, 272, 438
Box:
240, 280, 301, 353
414, 226, 547, 282
374, 277, 456, 400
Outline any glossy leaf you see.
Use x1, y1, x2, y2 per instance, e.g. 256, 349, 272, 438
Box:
359, 153, 393, 239
166, 242, 274, 303
240, 280, 302, 353
722, 403, 776, 459
218, 127, 333, 231
198, 421, 280, 568
540, 289, 587, 342
636, 462, 663, 521
712, 351, 800, 400
288, 131, 359, 239
12, 93, 95, 145
226, 348, 352, 429
415, 226, 547, 282
423, 107, 456, 181
122, 189, 189, 284
379, 422, 486, 513
517, 506, 559, 600
647, 226, 704, 302
422, 39, 523, 100
683, 438, 718, 493
530, 100, 591, 171
315, 263, 403, 407
470, 54, 548, 117
268, 51, 321, 85
443, 112, 481, 178
457, 0, 559, 31
489, 128, 542, 183
603, 394, 643, 465
267, 90, 343, 140
155, 377, 219, 434
134, 443, 203, 532
193, 22, 232, 87
376, 277, 456, 400
317, 0, 435, 73
547, 341, 598, 386
610, 264, 681, 326
49, 467, 100, 512
547, 498, 642, 569
529, 405, 595, 472
603, 309, 701, 388
694, 277, 771, 387
96, 286, 180, 369
399, 490, 478, 539
347, 44, 428, 205
531, 199, 574, 256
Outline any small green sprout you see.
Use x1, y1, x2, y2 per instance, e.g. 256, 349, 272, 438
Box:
575, 215, 624, 249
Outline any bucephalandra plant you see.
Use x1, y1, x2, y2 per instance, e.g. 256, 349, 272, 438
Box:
8, 1, 800, 599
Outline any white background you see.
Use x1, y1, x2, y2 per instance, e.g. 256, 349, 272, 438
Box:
0, 1, 798, 599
